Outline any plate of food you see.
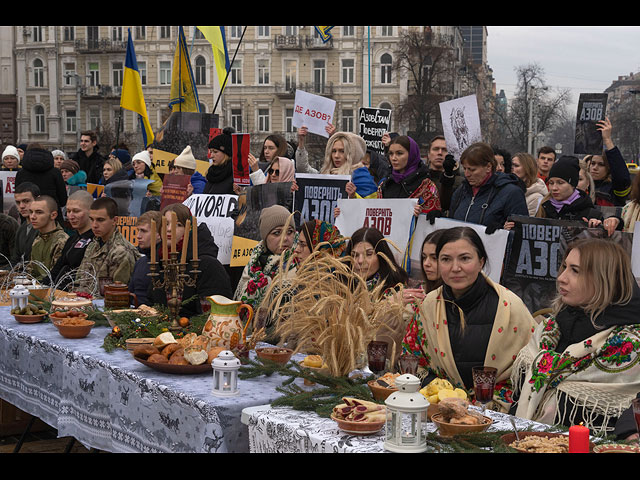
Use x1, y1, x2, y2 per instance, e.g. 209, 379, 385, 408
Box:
430, 397, 492, 437
331, 397, 386, 435
501, 431, 594, 453
368, 372, 400, 401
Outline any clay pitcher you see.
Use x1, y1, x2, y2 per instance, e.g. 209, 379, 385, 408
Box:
202, 295, 254, 350
104, 281, 138, 310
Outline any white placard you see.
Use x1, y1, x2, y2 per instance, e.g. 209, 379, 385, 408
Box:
293, 90, 337, 138
409, 216, 509, 284
0, 171, 17, 216
183, 193, 239, 265
439, 94, 482, 161
335, 198, 418, 263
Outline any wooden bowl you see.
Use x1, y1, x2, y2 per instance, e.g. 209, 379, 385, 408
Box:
126, 337, 156, 353
331, 414, 385, 435
501, 431, 593, 453
52, 319, 95, 339
426, 403, 441, 420
368, 379, 398, 401
255, 347, 294, 365
13, 313, 47, 324
431, 413, 492, 437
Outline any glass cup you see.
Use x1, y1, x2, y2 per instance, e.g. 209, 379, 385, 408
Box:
367, 340, 388, 377
472, 366, 497, 413
396, 353, 419, 375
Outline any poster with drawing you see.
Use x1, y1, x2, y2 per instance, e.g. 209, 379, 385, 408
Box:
439, 95, 482, 161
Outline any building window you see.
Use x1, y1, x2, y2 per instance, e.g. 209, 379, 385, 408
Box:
257, 108, 270, 132
138, 61, 147, 85
229, 26, 243, 38
63, 26, 75, 42
284, 26, 299, 36
284, 59, 297, 91
342, 26, 355, 37
195, 56, 206, 85
159, 61, 171, 85
257, 26, 270, 38
88, 62, 99, 87
160, 26, 171, 39
33, 59, 44, 88
89, 108, 100, 131
63, 63, 76, 86
341, 58, 354, 84
342, 109, 355, 132
111, 26, 123, 42
313, 59, 326, 94
231, 108, 243, 132
34, 105, 45, 133
136, 26, 146, 40
230, 60, 242, 85
380, 53, 393, 84
32, 27, 43, 42
257, 59, 270, 85
112, 61, 123, 88
285, 108, 295, 132
65, 109, 77, 133
380, 26, 394, 37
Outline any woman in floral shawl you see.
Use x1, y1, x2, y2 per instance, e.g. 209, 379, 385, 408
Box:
512, 238, 640, 436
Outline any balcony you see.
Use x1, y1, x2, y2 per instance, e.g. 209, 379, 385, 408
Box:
273, 81, 334, 98
82, 85, 122, 99
274, 35, 334, 50
75, 38, 127, 53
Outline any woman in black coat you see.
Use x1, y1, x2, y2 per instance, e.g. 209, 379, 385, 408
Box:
15, 144, 67, 211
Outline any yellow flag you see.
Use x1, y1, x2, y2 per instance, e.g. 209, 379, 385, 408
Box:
169, 26, 200, 113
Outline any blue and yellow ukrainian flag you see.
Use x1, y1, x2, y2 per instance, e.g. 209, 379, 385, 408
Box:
196, 26, 231, 93
120, 28, 154, 147
169, 26, 200, 113
314, 26, 334, 43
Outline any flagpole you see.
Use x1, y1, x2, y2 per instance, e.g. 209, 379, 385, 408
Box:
213, 26, 247, 115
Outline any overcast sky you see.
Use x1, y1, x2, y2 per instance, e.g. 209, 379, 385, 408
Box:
487, 26, 640, 110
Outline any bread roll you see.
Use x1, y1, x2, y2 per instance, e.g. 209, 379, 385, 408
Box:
153, 332, 177, 348
162, 343, 181, 358
133, 345, 160, 359
207, 346, 225, 364
147, 353, 168, 364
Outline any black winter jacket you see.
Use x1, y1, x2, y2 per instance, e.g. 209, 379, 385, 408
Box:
539, 190, 603, 223
16, 148, 67, 211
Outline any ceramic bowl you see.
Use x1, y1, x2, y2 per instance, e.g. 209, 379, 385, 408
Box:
53, 319, 95, 339
500, 431, 594, 453
255, 347, 294, 365
593, 443, 640, 454
367, 379, 398, 401
13, 313, 47, 324
431, 413, 492, 437
331, 414, 385, 435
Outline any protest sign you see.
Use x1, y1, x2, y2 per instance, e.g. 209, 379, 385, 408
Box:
439, 94, 482, 161
231, 182, 293, 267
574, 93, 607, 155
0, 171, 17, 217
232, 133, 251, 185
87, 183, 104, 199
160, 174, 190, 210
358, 107, 391, 153
292, 90, 336, 137
116, 216, 138, 247
293, 173, 349, 227
408, 216, 509, 285
152, 111, 217, 176
183, 193, 238, 265
334, 197, 418, 264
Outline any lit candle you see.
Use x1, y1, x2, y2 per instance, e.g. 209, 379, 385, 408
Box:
150, 219, 157, 264
192, 216, 198, 260
569, 423, 590, 453
171, 212, 177, 254
181, 219, 191, 264
161, 215, 168, 261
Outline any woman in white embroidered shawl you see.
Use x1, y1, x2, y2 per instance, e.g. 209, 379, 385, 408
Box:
512, 238, 640, 436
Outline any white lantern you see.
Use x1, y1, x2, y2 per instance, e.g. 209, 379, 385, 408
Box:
211, 350, 241, 397
384, 374, 430, 453
9, 285, 30, 311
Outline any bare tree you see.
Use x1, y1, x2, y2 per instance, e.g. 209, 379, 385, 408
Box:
392, 28, 460, 145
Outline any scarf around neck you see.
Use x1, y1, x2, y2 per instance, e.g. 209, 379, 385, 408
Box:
550, 188, 580, 213
391, 136, 422, 184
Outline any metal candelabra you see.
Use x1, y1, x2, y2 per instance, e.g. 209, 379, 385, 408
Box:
148, 252, 200, 331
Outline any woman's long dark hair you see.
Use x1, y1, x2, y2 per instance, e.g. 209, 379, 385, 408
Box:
421, 229, 445, 293
435, 226, 490, 275
345, 226, 408, 292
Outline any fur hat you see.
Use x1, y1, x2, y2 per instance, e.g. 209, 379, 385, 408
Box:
548, 156, 580, 188
132, 150, 152, 168
259, 204, 292, 242
173, 146, 197, 171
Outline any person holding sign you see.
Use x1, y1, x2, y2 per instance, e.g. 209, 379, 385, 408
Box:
405, 227, 535, 412
204, 127, 236, 195
247, 155, 295, 186
512, 238, 640, 436
377, 135, 440, 216
448, 142, 528, 230
584, 117, 631, 207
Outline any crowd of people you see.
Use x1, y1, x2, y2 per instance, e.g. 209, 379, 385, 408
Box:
1, 114, 638, 442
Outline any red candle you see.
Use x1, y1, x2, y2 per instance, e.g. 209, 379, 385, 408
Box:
569, 424, 590, 453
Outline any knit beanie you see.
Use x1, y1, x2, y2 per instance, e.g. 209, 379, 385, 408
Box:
548, 156, 580, 188
110, 148, 131, 164
208, 127, 234, 156
259, 204, 292, 242
60, 159, 80, 174
173, 145, 197, 170
2, 145, 20, 163
132, 150, 152, 168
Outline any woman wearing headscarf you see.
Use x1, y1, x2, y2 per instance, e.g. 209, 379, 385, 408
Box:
248, 156, 296, 185
377, 135, 441, 216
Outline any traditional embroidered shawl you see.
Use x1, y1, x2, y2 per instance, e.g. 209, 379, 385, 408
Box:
621, 200, 640, 232
415, 275, 537, 412
512, 315, 640, 436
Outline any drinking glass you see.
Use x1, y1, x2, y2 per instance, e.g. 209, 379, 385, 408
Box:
396, 353, 419, 375
472, 366, 497, 413
367, 341, 388, 377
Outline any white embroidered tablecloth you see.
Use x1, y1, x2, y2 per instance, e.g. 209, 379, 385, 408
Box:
0, 306, 290, 453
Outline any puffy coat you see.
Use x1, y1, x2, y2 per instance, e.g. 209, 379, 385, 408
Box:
16, 148, 68, 210
449, 172, 529, 227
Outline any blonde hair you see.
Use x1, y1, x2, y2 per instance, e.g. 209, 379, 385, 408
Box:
513, 152, 538, 188
105, 157, 123, 173
578, 158, 596, 203
320, 133, 355, 175
552, 238, 635, 325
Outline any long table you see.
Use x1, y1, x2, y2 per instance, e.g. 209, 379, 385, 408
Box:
0, 306, 291, 453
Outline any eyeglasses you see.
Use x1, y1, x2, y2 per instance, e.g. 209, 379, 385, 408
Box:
268, 168, 280, 176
